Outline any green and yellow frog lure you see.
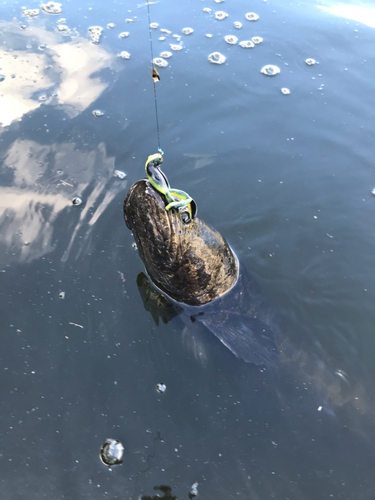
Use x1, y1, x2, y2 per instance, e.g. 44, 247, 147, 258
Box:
145, 153, 197, 221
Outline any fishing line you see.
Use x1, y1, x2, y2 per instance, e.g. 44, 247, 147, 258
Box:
146, 0, 163, 155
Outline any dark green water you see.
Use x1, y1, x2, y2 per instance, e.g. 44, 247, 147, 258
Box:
1, 0, 375, 498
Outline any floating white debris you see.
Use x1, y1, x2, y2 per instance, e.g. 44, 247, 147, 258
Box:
160, 51, 172, 58
153, 57, 168, 67
215, 11, 228, 20
317, 406, 322, 411
206, 34, 213, 38
281, 88, 290, 95
114, 170, 127, 179
252, 36, 263, 44
100, 439, 124, 466
92, 109, 105, 117
305, 58, 316, 66
208, 52, 226, 64
59, 291, 65, 299
234, 21, 242, 28
88, 26, 103, 44
41, 2, 62, 14
170, 44, 182, 51
203, 8, 212, 13
239, 40, 254, 48
23, 8, 39, 17
120, 51, 131, 59
72, 197, 82, 206
150, 22, 159, 29
160, 29, 171, 34
159, 36, 166, 41
261, 64, 280, 76
224, 35, 238, 45
182, 27, 194, 35
119, 32, 129, 38
190, 482, 199, 498
156, 383, 166, 393
245, 12, 259, 21
107, 23, 115, 29
371, 188, 375, 196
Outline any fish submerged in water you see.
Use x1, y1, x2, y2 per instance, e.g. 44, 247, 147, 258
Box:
123, 156, 280, 365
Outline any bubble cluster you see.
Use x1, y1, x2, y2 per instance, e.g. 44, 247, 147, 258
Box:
245, 12, 259, 21
153, 57, 168, 67
281, 88, 290, 95
215, 11, 228, 20
208, 52, 226, 65
170, 44, 182, 51
252, 36, 263, 44
41, 2, 62, 14
261, 65, 280, 76
88, 26, 103, 44
119, 32, 129, 38
100, 439, 124, 467
234, 21, 242, 28
120, 51, 131, 59
160, 51, 172, 58
150, 22, 159, 29
224, 35, 238, 45
92, 109, 105, 117
305, 58, 316, 66
239, 40, 254, 48
114, 170, 127, 179
23, 9, 39, 17
182, 27, 194, 35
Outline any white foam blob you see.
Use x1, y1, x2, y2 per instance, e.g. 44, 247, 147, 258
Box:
160, 29, 171, 34
126, 19, 133, 23
208, 52, 226, 64
234, 21, 242, 28
239, 40, 254, 48
56, 24, 68, 32
206, 34, 213, 38
159, 36, 166, 41
261, 64, 280, 76
107, 23, 115, 29
23, 9, 39, 17
172, 34, 181, 40
92, 109, 105, 117
225, 35, 238, 45
182, 27, 194, 35
215, 0, 224, 2
203, 8, 212, 13
88, 26, 103, 44
119, 32, 129, 38
57, 17, 66, 23
305, 58, 316, 66
245, 12, 259, 21
215, 11, 228, 20
120, 51, 131, 59
150, 22, 159, 29
114, 170, 127, 179
153, 57, 168, 67
252, 36, 263, 44
170, 44, 182, 51
160, 51, 172, 58
281, 88, 290, 95
41, 2, 62, 14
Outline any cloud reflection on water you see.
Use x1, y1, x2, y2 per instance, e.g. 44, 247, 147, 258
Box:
318, 2, 375, 28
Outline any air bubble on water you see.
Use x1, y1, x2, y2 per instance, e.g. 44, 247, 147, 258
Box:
170, 44, 182, 51
92, 109, 105, 117
305, 58, 316, 66
126, 19, 133, 23
215, 11, 228, 20
182, 27, 193, 35
208, 52, 226, 64
261, 64, 280, 76
114, 170, 127, 179
252, 36, 263, 44
234, 21, 242, 28
100, 439, 124, 467
0, 75, 5, 82
119, 32, 129, 38
281, 88, 290, 95
132, 242, 138, 250
120, 51, 131, 59
39, 94, 47, 101
57, 25, 69, 33
156, 383, 166, 393
371, 188, 375, 196
172, 34, 181, 41
23, 8, 39, 17
215, 0, 224, 3
88, 26, 103, 44
246, 12, 259, 21
41, 2, 62, 14
239, 40, 254, 48
153, 57, 168, 67
107, 23, 114, 29
159, 36, 166, 41
203, 8, 212, 13
38, 44, 47, 50
59, 291, 65, 299
150, 22, 159, 29
57, 17, 66, 23
20, 24, 27, 30
160, 51, 172, 58
72, 197, 82, 206
160, 29, 171, 34
225, 35, 238, 45
206, 34, 213, 38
